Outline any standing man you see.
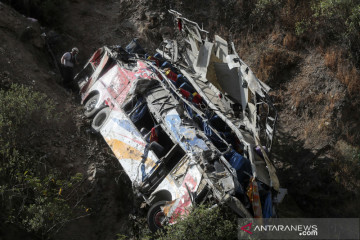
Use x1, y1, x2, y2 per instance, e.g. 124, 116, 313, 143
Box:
61, 47, 79, 89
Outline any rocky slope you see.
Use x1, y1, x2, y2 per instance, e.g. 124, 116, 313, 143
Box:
0, 2, 134, 240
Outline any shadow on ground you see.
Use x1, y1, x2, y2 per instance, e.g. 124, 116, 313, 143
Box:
272, 128, 359, 218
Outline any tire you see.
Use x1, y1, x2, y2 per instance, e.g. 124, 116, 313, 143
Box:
91, 107, 111, 133
147, 200, 167, 233
84, 94, 100, 118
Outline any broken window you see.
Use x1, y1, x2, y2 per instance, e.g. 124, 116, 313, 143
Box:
123, 96, 155, 140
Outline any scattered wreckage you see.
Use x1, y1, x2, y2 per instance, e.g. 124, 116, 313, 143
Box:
75, 10, 286, 232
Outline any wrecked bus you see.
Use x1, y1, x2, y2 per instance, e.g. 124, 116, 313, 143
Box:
74, 10, 286, 232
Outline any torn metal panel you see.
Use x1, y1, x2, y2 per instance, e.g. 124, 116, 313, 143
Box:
169, 40, 178, 62
186, 36, 199, 69
247, 102, 257, 128
185, 48, 196, 68
171, 155, 191, 184
226, 195, 252, 218
164, 110, 209, 152
213, 62, 242, 103
156, 40, 178, 62
218, 175, 235, 192
254, 138, 280, 191
265, 114, 277, 152
253, 153, 271, 186
195, 41, 213, 77
214, 35, 228, 62
162, 165, 202, 220
100, 109, 155, 183
188, 36, 199, 56
230, 42, 270, 97
240, 63, 265, 97
224, 54, 248, 111
225, 54, 241, 70
185, 24, 202, 42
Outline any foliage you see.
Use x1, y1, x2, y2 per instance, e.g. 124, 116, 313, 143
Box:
295, 20, 311, 36
311, 0, 360, 35
254, 0, 283, 14
346, 4, 360, 35
0, 84, 86, 238
0, 84, 55, 129
155, 204, 238, 240
295, 0, 360, 63
251, 0, 283, 25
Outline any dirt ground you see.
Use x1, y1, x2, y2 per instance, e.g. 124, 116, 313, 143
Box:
0, 0, 359, 239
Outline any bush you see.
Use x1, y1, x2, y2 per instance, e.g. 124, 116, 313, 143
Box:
294, 0, 360, 63
0, 84, 86, 238
155, 204, 238, 240
311, 0, 359, 36
295, 20, 311, 36
333, 140, 360, 193
251, 0, 283, 26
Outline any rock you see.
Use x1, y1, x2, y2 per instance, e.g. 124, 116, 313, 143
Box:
66, 163, 75, 168
20, 21, 44, 48
20, 26, 37, 42
26, 17, 38, 23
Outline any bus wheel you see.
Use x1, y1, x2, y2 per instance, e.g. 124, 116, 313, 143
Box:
91, 107, 110, 132
147, 200, 167, 233
84, 94, 100, 118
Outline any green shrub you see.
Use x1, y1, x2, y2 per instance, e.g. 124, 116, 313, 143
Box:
347, 4, 360, 30
293, 0, 360, 63
311, 0, 359, 34
251, 0, 283, 24
295, 20, 311, 36
156, 204, 238, 240
0, 84, 86, 238
293, 1, 360, 37
0, 84, 55, 129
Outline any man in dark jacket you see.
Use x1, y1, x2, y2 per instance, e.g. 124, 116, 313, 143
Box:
61, 47, 79, 89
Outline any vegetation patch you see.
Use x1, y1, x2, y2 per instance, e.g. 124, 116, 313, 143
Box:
0, 84, 88, 238
156, 205, 238, 240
